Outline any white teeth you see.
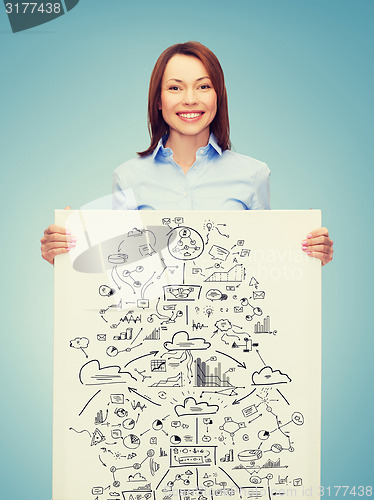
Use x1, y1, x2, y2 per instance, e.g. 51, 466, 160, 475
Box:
178, 113, 202, 119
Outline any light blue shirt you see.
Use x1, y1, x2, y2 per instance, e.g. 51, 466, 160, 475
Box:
112, 134, 270, 211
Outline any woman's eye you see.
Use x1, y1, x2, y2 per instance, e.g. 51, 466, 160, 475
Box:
199, 84, 211, 90
169, 86, 180, 91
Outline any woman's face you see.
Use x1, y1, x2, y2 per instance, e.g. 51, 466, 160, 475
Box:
159, 54, 217, 143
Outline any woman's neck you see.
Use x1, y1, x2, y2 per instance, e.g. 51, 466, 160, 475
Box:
165, 130, 210, 174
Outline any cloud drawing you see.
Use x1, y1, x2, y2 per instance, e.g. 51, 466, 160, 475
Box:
252, 366, 291, 385
164, 331, 211, 351
175, 397, 219, 417
79, 359, 136, 385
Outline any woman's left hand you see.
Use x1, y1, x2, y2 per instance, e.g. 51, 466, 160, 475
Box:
301, 227, 334, 266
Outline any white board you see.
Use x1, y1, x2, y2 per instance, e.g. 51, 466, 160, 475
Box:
53, 210, 321, 500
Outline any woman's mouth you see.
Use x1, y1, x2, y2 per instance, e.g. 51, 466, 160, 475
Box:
177, 112, 204, 121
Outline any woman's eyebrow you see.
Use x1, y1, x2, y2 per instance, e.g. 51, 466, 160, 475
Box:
164, 76, 211, 84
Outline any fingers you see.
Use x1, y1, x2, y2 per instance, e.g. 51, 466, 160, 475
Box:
43, 224, 70, 236
41, 218, 76, 265
41, 247, 71, 265
301, 227, 334, 266
305, 227, 329, 238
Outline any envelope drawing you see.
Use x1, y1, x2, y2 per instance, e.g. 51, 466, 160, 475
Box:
253, 291, 265, 299
97, 334, 107, 341
234, 306, 243, 313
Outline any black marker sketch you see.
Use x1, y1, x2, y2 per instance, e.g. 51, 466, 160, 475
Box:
79, 359, 137, 385
148, 298, 183, 325
113, 328, 133, 340
252, 366, 291, 386
78, 390, 101, 416
99, 284, 115, 296
191, 320, 208, 331
163, 285, 201, 301
205, 264, 245, 282
61, 213, 317, 497
164, 331, 211, 351
167, 226, 204, 260
203, 305, 214, 318
110, 311, 142, 328
110, 394, 125, 404
240, 298, 263, 321
145, 328, 161, 340
194, 356, 234, 387
175, 397, 219, 416
70, 337, 89, 358
106, 344, 143, 357
134, 369, 152, 382
220, 449, 234, 462
164, 331, 211, 383
238, 449, 262, 462
157, 258, 178, 279
219, 416, 246, 439
114, 408, 128, 418
150, 373, 183, 387
249, 276, 259, 288
127, 386, 162, 406
121, 490, 154, 500
151, 359, 167, 372
208, 245, 230, 261
69, 427, 92, 438
213, 319, 250, 346
137, 299, 150, 309
215, 350, 247, 369
215, 223, 229, 238
170, 445, 217, 467
91, 428, 106, 446
129, 472, 147, 482
276, 388, 290, 406
254, 316, 277, 335
231, 338, 259, 352
205, 289, 228, 302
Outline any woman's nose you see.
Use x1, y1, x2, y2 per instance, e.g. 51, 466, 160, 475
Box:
183, 88, 198, 105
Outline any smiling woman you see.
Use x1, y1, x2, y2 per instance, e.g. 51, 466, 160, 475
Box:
158, 54, 218, 170
40, 41, 333, 266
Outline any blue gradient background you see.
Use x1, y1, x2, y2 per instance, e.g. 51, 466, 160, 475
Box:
1, 1, 373, 498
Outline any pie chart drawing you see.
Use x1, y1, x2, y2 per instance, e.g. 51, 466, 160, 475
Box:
152, 419, 163, 431
123, 434, 141, 449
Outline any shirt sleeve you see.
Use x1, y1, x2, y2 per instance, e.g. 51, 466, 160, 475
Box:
250, 162, 271, 210
112, 170, 138, 210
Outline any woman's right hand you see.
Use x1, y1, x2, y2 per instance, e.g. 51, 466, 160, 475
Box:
40, 206, 76, 265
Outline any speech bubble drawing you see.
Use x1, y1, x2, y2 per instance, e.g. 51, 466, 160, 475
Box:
208, 245, 230, 261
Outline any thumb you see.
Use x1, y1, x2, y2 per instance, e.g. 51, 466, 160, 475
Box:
64, 206, 72, 210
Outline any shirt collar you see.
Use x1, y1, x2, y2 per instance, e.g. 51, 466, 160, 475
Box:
152, 132, 222, 160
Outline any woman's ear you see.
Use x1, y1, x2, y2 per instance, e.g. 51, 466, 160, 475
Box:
158, 100, 162, 111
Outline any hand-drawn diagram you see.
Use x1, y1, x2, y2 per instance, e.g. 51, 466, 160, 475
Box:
54, 211, 321, 500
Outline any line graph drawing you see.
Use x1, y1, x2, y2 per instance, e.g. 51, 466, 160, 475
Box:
205, 264, 245, 282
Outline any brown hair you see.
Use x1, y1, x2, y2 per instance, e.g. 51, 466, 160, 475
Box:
138, 41, 231, 157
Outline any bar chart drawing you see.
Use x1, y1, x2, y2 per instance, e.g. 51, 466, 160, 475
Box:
220, 449, 234, 462
194, 358, 233, 387
145, 328, 160, 340
254, 315, 277, 335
